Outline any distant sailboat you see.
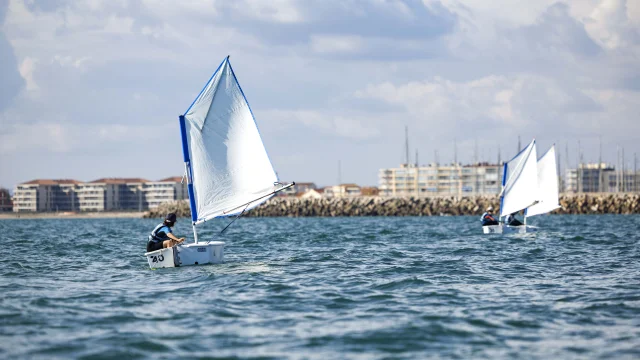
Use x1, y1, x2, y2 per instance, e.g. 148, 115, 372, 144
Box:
483, 141, 561, 234
484, 139, 538, 234
145, 56, 294, 268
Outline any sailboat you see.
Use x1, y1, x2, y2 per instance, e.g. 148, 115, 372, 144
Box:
483, 139, 559, 234
145, 56, 294, 268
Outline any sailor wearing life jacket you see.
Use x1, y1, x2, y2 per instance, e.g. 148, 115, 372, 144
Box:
146, 213, 185, 252
506, 212, 524, 226
480, 206, 499, 226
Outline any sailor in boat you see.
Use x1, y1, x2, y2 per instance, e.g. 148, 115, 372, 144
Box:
146, 213, 185, 252
480, 206, 499, 226
505, 212, 524, 226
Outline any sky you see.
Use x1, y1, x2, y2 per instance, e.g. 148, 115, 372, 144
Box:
1, 0, 639, 189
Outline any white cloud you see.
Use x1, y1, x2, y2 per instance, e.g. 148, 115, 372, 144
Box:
263, 109, 380, 140
0, 121, 172, 155
354, 74, 604, 139
310, 35, 363, 54
51, 55, 91, 70
584, 0, 640, 50
18, 56, 38, 91
102, 15, 135, 34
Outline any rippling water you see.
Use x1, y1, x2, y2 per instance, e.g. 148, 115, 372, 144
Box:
1, 215, 639, 359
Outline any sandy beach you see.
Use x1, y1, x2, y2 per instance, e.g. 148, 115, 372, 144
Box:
0, 211, 146, 220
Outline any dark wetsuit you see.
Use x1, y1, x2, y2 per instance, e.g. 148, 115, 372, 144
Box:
506, 215, 523, 226
480, 212, 499, 226
147, 224, 172, 252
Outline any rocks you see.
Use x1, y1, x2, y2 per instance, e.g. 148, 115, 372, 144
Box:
144, 193, 640, 218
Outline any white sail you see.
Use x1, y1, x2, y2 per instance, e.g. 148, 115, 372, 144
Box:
500, 139, 538, 217
183, 57, 281, 223
526, 145, 560, 217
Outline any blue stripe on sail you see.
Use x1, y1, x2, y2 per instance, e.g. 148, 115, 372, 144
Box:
183, 56, 228, 115
227, 57, 280, 181
178, 115, 198, 222
179, 115, 190, 162
502, 162, 508, 186
500, 162, 507, 216
188, 183, 197, 222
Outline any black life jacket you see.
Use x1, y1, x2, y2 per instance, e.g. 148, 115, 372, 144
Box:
149, 223, 170, 242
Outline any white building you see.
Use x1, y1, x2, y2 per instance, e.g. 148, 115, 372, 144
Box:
13, 177, 190, 212
379, 163, 502, 197
13, 179, 81, 212
145, 177, 188, 209
324, 184, 361, 198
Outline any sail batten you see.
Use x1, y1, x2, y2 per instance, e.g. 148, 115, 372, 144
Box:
182, 57, 279, 223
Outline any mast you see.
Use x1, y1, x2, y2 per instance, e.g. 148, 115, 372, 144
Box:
565, 142, 569, 192
635, 152, 638, 192
415, 149, 419, 196
577, 140, 581, 193
179, 115, 199, 243
622, 147, 626, 192
599, 136, 603, 193
557, 143, 561, 194
454, 138, 458, 165
405, 125, 409, 166
474, 138, 478, 164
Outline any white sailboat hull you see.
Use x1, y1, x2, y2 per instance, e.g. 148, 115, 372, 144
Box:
145, 241, 225, 269
482, 225, 538, 234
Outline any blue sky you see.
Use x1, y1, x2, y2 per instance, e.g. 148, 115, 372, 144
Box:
1, 0, 639, 189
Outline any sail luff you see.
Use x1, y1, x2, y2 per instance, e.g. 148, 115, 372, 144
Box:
500, 139, 538, 217
179, 115, 198, 223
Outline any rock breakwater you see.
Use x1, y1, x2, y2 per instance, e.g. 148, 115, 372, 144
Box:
144, 193, 640, 218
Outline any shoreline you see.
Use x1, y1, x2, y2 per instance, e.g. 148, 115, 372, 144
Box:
0, 212, 146, 220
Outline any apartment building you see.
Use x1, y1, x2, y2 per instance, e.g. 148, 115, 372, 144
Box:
0, 188, 13, 212
12, 179, 82, 212
145, 177, 188, 209
564, 164, 638, 193
77, 178, 149, 211
13, 177, 188, 212
379, 163, 502, 197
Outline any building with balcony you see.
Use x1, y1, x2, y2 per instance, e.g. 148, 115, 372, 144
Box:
0, 188, 13, 212
379, 162, 502, 197
145, 177, 188, 209
13, 177, 190, 212
77, 178, 148, 211
12, 179, 82, 212
564, 163, 638, 193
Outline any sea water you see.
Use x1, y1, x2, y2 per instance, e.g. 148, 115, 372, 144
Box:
1, 215, 639, 359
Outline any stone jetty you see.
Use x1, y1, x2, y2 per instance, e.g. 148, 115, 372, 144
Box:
144, 193, 640, 218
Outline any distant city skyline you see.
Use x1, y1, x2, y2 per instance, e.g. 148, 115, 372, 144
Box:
1, 0, 639, 190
